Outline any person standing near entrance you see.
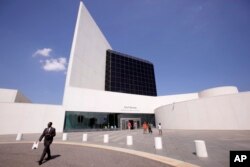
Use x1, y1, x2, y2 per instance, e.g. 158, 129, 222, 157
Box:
38, 122, 56, 165
127, 121, 131, 131
158, 123, 162, 135
143, 122, 148, 134
148, 123, 153, 134
134, 122, 137, 129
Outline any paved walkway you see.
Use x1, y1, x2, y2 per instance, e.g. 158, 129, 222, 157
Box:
1, 129, 250, 167
0, 143, 171, 167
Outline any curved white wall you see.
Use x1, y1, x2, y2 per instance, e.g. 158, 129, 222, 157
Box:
155, 92, 250, 130
198, 86, 238, 98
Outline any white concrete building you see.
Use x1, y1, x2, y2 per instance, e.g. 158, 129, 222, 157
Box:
0, 2, 249, 135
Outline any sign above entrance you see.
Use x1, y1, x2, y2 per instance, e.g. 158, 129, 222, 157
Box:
121, 106, 139, 112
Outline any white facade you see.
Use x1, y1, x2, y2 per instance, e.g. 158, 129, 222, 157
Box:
0, 2, 250, 134
63, 87, 198, 113
0, 89, 64, 135
155, 92, 250, 130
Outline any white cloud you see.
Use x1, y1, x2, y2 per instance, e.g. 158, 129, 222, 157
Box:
33, 48, 52, 57
41, 57, 67, 72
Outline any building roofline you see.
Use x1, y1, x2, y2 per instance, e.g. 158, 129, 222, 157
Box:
107, 49, 153, 65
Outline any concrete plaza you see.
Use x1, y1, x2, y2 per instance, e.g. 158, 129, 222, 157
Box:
1, 129, 250, 167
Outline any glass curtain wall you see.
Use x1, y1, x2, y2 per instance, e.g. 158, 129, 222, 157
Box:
105, 50, 157, 96
64, 111, 155, 131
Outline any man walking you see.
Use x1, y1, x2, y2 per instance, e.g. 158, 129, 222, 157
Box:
38, 122, 56, 165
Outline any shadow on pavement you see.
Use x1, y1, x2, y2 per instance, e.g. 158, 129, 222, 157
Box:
51, 154, 61, 159
42, 154, 61, 165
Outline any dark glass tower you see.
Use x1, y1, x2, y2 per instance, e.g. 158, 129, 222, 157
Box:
105, 50, 157, 96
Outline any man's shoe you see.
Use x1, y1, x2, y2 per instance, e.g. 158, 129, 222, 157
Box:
45, 157, 51, 160
38, 161, 42, 165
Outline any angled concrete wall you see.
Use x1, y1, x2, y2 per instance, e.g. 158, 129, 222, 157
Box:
15, 91, 32, 103
64, 2, 111, 92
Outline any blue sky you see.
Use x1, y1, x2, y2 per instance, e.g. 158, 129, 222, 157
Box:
0, 0, 250, 104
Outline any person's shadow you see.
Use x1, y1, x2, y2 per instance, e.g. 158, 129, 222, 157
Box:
43, 155, 61, 164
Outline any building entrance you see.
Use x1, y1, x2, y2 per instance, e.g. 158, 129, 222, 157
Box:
120, 118, 141, 130
64, 111, 155, 132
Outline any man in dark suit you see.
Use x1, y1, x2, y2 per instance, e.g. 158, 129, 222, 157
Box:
38, 122, 56, 165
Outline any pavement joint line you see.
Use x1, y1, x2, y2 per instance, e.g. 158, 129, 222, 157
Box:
0, 141, 199, 167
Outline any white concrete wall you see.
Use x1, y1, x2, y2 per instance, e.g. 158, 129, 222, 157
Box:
63, 87, 198, 114
63, 87, 155, 113
155, 92, 250, 130
64, 1, 111, 93
0, 88, 18, 103
153, 93, 198, 109
198, 86, 238, 98
0, 103, 65, 135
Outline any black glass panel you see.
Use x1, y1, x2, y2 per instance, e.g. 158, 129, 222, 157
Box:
105, 50, 157, 96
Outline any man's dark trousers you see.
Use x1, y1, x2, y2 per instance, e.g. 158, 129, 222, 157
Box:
40, 140, 51, 161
